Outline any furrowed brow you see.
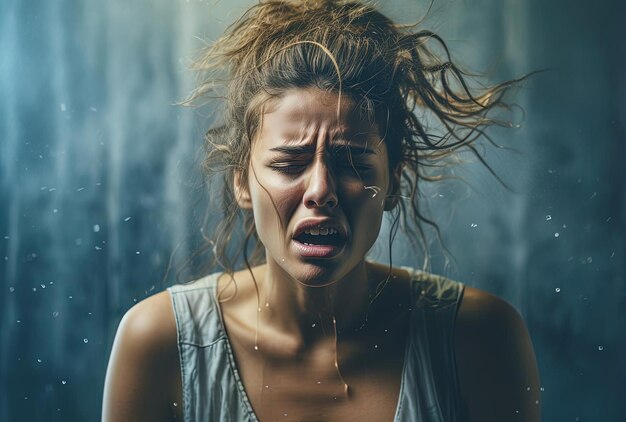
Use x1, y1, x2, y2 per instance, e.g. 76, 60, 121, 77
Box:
269, 145, 316, 155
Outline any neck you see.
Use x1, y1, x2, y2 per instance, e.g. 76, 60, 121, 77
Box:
259, 259, 373, 343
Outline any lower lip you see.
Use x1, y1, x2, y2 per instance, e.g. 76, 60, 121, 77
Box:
291, 239, 344, 258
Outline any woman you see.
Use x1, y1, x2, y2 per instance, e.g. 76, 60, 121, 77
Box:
103, 1, 541, 421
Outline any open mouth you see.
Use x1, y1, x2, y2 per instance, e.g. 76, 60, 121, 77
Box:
293, 227, 345, 247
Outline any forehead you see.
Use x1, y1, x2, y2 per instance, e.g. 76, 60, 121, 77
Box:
256, 89, 383, 149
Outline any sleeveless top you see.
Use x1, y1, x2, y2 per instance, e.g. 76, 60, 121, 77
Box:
168, 267, 467, 422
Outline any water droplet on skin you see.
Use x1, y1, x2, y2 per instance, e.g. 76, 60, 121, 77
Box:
598, 345, 604, 351
83, 338, 88, 344
257, 307, 262, 312
555, 288, 561, 293
545, 215, 552, 221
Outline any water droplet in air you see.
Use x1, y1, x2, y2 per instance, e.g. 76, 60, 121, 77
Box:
545, 215, 552, 221
135, 251, 140, 255
93, 225, 100, 232
124, 217, 131, 222
316, 381, 321, 384
37, 359, 42, 363
540, 387, 545, 392
173, 402, 178, 407
374, 344, 378, 349
535, 400, 540, 405
598, 345, 604, 351
554, 232, 560, 238
9, 287, 14, 293
311, 323, 316, 327
526, 386, 531, 391
32, 287, 37, 292
53, 209, 58, 213
41, 284, 46, 289
470, 223, 478, 228
555, 288, 561, 293
52, 312, 59, 318
83, 338, 89, 344
254, 345, 259, 351
264, 385, 269, 389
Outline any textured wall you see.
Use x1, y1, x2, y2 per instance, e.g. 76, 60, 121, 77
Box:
1, 0, 624, 420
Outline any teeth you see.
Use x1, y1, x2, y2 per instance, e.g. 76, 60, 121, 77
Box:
303, 227, 338, 236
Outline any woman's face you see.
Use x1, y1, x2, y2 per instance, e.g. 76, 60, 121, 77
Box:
238, 88, 395, 286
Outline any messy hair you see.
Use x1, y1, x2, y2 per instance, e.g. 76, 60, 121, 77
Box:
182, 0, 524, 278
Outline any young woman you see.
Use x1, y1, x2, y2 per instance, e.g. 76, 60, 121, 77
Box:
103, 1, 541, 421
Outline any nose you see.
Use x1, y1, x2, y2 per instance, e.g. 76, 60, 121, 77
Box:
303, 161, 338, 209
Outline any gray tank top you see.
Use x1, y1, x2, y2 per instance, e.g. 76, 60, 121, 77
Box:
168, 267, 467, 421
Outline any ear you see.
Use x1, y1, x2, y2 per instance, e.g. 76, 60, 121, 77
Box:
234, 170, 253, 209
383, 163, 402, 211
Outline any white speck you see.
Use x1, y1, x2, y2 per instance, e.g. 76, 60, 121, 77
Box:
60, 103, 66, 112
53, 209, 58, 213
284, 414, 288, 417
76, 187, 85, 192
470, 223, 478, 228
93, 224, 100, 233
605, 216, 612, 222
124, 216, 132, 222
526, 386, 531, 391
68, 296, 73, 299
311, 323, 316, 327
83, 338, 89, 344
9, 287, 15, 293
49, 281, 53, 285
254, 345, 259, 351
264, 385, 269, 389
40, 284, 46, 289
540, 387, 545, 392
545, 215, 552, 221
32, 287, 37, 292
562, 224, 567, 228
49, 188, 56, 192
3, 236, 9, 239
598, 345, 603, 351
535, 400, 540, 405
172, 402, 178, 407
135, 251, 140, 255
37, 359, 42, 363
61, 380, 67, 385
610, 251, 615, 258
75, 238, 82, 246
90, 107, 98, 112
586, 256, 593, 264
554, 232, 560, 238
95, 246, 102, 250
555, 287, 561, 293
17, 320, 21, 323
52, 312, 59, 318
590, 191, 597, 199
374, 344, 378, 349
316, 381, 321, 384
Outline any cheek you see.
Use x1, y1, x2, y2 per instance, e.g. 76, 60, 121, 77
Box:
249, 174, 302, 241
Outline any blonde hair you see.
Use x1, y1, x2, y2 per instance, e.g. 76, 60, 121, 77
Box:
183, 0, 524, 277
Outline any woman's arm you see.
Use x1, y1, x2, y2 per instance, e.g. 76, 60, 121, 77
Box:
455, 286, 541, 422
102, 291, 181, 422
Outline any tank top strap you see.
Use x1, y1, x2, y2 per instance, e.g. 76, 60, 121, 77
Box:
395, 267, 467, 421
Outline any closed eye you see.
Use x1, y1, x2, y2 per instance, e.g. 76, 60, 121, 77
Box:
270, 164, 307, 175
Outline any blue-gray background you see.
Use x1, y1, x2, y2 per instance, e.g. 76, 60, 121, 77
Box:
1, 0, 624, 421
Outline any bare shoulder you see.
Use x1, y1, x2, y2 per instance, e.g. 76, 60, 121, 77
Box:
455, 286, 541, 422
102, 291, 181, 422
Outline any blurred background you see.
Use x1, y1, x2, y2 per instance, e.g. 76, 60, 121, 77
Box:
1, 0, 624, 420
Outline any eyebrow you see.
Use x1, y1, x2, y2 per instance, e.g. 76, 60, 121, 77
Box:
269, 144, 376, 155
